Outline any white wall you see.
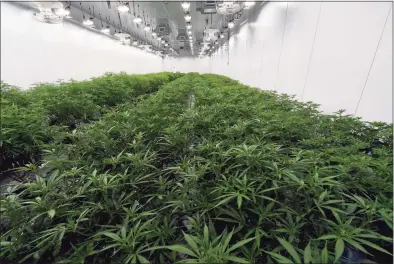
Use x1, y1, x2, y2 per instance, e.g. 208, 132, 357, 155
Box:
1, 2, 165, 89
2, 2, 392, 122
207, 2, 393, 123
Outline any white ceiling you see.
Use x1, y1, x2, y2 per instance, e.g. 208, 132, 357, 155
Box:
11, 1, 265, 57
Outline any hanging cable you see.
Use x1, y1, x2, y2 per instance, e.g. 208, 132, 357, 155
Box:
274, 2, 289, 91
80, 3, 85, 20
257, 37, 266, 88
354, 4, 392, 115
227, 22, 230, 65
301, 2, 323, 101
118, 8, 123, 29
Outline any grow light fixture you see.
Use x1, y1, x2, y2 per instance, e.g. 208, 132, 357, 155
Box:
152, 32, 157, 37
157, 36, 162, 40
55, 7, 69, 17
187, 30, 192, 35
33, 2, 64, 24
101, 27, 110, 34
161, 40, 166, 44
133, 16, 142, 24
189, 36, 192, 40
83, 18, 94, 26
118, 4, 129, 13
244, 1, 255, 9
228, 21, 235, 29
181, 1, 191, 10
216, 1, 244, 15
144, 24, 151, 31
164, 43, 168, 47
115, 33, 131, 45
184, 13, 192, 22
64, 7, 72, 18
186, 22, 192, 30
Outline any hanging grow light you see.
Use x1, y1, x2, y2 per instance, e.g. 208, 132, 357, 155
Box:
144, 24, 151, 31
133, 16, 142, 24
228, 21, 235, 28
64, 7, 72, 18
187, 30, 192, 35
186, 22, 192, 30
216, 1, 244, 15
181, 1, 191, 11
83, 18, 94, 26
115, 33, 131, 45
152, 32, 157, 37
184, 13, 192, 22
157, 36, 162, 40
118, 4, 129, 13
244, 1, 255, 9
101, 26, 110, 34
54, 7, 69, 17
32, 2, 64, 24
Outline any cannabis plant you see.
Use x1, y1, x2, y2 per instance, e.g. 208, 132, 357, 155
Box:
1, 73, 392, 263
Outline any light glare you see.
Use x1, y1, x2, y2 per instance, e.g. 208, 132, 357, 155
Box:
133, 16, 142, 24
101, 27, 110, 34
244, 1, 255, 8
181, 2, 190, 10
118, 4, 129, 13
83, 19, 94, 26
144, 24, 151, 31
184, 13, 192, 22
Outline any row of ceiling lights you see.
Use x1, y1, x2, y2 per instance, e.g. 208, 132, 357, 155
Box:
35, 1, 257, 58
50, 2, 175, 57
117, 2, 177, 54
181, 1, 195, 55
204, 1, 256, 56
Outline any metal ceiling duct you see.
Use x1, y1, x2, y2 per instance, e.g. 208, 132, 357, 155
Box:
155, 18, 171, 36
196, 1, 217, 14
176, 29, 188, 42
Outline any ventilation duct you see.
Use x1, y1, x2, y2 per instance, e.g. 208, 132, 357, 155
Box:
155, 18, 171, 36
196, 1, 217, 14
176, 29, 188, 42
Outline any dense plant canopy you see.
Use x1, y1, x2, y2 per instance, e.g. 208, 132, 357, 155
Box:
0, 73, 392, 264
